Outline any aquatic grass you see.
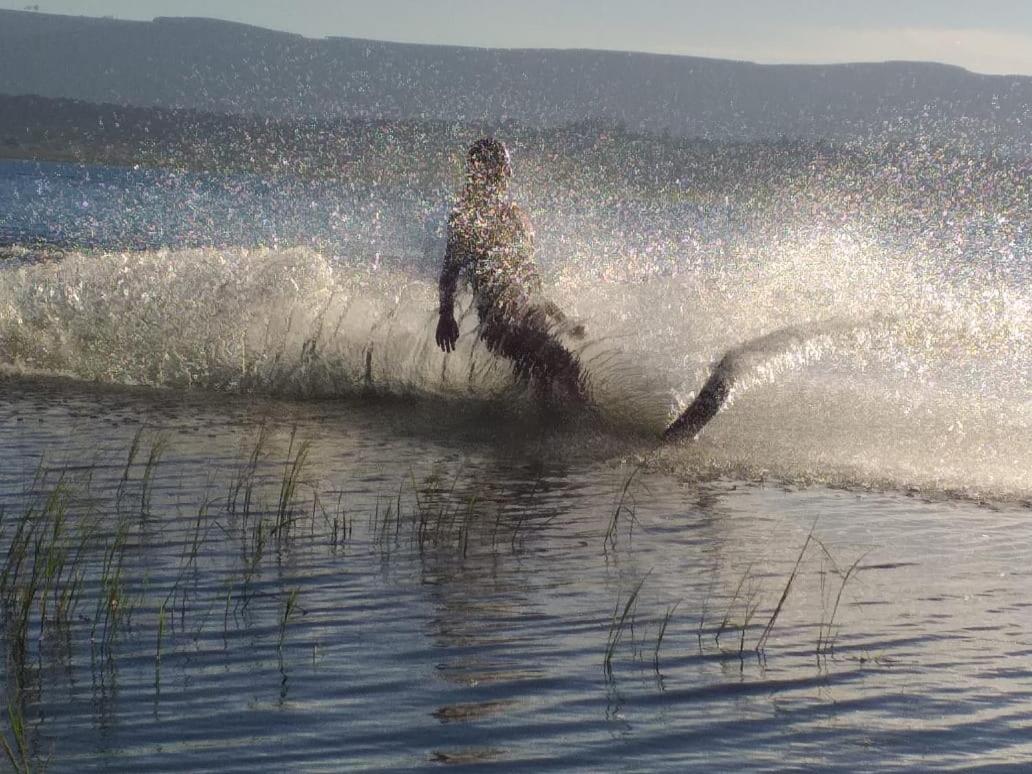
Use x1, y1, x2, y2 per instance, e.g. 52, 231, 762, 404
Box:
154, 600, 167, 689
114, 427, 144, 509
221, 581, 235, 643
0, 469, 95, 772
49, 507, 94, 627
236, 515, 270, 615
0, 431, 354, 767
324, 491, 351, 552
604, 463, 643, 551
652, 599, 681, 672
138, 434, 169, 520
707, 564, 771, 660
273, 430, 312, 541
186, 497, 210, 570
696, 568, 721, 648
458, 492, 478, 559
112, 427, 169, 519
604, 569, 652, 677
375, 467, 507, 560
9, 428, 393, 673
816, 548, 869, 655
277, 587, 301, 652
755, 519, 817, 653
33, 485, 69, 628
227, 426, 268, 518
682, 523, 872, 660
0, 471, 100, 671
225, 430, 271, 598
371, 493, 392, 550
738, 590, 763, 661
497, 473, 551, 554
0, 675, 32, 774
418, 467, 465, 551
394, 482, 406, 546
0, 480, 42, 609
91, 515, 133, 650
159, 493, 218, 636
714, 563, 754, 646
330, 513, 341, 549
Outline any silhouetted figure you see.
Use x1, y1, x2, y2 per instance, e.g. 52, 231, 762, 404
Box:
435, 139, 586, 402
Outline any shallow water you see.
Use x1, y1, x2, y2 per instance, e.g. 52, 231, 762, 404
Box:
1, 380, 1032, 771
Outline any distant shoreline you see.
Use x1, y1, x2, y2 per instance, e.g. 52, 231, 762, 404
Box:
0, 146, 143, 169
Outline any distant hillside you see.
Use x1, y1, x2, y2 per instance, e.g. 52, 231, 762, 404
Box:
0, 93, 464, 184
1, 9, 1029, 145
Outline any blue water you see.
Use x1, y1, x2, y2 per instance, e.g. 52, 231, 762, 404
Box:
0, 159, 439, 264
0, 158, 737, 275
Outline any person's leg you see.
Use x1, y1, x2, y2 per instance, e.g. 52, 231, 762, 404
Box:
661, 352, 734, 441
480, 307, 587, 403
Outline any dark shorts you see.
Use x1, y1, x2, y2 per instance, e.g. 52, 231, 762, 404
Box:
478, 303, 586, 402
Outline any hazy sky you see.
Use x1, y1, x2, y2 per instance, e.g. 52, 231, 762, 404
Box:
5, 0, 1032, 75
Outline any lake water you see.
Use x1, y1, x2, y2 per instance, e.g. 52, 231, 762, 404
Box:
0, 154, 1030, 770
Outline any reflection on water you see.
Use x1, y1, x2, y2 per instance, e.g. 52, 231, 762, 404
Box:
1, 379, 1031, 771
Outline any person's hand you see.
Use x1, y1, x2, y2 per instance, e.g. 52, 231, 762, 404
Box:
436, 312, 460, 352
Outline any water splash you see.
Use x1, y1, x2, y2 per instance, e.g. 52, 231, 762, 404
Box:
0, 237, 1027, 501
1, 130, 1028, 502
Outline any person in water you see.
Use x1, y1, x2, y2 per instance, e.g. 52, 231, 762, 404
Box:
435, 138, 586, 401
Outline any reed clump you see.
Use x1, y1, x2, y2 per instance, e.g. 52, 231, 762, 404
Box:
601, 522, 870, 680
0, 465, 101, 772
603, 464, 644, 551
604, 569, 652, 677
0, 427, 546, 770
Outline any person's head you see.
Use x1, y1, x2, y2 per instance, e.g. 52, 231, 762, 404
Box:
465, 138, 512, 194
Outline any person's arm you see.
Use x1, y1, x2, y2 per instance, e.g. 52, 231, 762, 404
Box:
435, 220, 462, 353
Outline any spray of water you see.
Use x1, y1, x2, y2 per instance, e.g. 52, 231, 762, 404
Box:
0, 131, 1028, 500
